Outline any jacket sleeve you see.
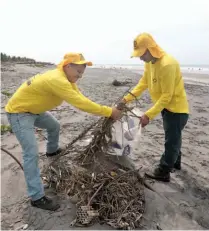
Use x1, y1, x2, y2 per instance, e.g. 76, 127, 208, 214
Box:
49, 78, 112, 117
71, 83, 83, 96
145, 65, 176, 120
123, 68, 148, 102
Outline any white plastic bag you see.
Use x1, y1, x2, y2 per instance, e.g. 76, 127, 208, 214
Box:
110, 108, 143, 156
131, 124, 142, 152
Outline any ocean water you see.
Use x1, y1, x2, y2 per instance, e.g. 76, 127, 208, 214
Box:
90, 64, 209, 85
91, 64, 209, 75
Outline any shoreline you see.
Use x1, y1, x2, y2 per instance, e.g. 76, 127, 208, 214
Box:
89, 66, 209, 86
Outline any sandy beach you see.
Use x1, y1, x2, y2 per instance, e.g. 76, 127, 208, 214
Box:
1, 63, 209, 230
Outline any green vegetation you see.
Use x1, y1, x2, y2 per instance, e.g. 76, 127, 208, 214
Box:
1, 125, 12, 134
1, 91, 13, 97
1, 53, 35, 63
1, 52, 54, 65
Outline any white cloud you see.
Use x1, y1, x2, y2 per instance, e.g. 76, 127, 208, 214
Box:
1, 0, 209, 64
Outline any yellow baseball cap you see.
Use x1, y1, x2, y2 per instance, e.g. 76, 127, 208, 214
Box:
57, 52, 92, 69
131, 33, 165, 58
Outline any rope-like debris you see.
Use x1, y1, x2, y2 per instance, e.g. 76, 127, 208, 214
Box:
1, 147, 24, 170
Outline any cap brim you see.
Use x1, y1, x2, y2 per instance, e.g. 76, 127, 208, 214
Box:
72, 61, 93, 66
131, 48, 146, 58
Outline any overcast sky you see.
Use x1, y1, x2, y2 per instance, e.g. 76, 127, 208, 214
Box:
1, 0, 209, 65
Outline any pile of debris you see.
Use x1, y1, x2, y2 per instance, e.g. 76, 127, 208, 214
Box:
43, 96, 146, 229
44, 160, 145, 229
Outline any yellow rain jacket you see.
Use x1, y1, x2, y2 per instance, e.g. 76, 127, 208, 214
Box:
124, 33, 189, 120
5, 68, 112, 117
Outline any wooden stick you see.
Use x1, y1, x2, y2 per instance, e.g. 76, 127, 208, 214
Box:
87, 182, 105, 206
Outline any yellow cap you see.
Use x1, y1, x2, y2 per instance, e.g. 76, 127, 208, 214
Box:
57, 52, 92, 69
131, 33, 165, 58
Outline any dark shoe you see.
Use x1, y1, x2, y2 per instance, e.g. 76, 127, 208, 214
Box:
145, 167, 170, 182
174, 162, 181, 170
46, 148, 63, 157
31, 196, 60, 211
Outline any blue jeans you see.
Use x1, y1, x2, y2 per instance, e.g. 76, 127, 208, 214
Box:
6, 112, 60, 201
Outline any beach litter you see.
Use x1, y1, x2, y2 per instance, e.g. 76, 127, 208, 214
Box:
41, 93, 147, 229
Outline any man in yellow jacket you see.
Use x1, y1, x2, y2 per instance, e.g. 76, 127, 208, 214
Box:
122, 33, 189, 182
5, 53, 122, 211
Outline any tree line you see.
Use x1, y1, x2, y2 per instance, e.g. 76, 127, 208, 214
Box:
1, 53, 53, 65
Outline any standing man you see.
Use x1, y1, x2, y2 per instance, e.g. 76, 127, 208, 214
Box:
122, 33, 189, 182
5, 52, 122, 210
